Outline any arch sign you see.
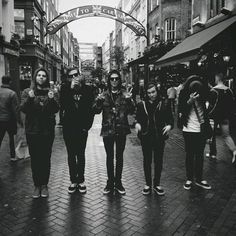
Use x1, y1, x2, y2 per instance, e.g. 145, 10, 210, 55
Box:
46, 5, 146, 37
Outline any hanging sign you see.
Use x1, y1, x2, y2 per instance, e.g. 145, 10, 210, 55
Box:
46, 5, 146, 37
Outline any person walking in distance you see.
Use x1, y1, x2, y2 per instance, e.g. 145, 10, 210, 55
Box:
20, 68, 59, 198
0, 75, 21, 161
135, 82, 173, 195
167, 84, 177, 114
207, 69, 236, 164
94, 69, 135, 195
60, 67, 95, 194
178, 75, 212, 190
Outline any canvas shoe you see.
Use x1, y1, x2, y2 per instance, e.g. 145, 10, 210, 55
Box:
68, 183, 77, 194
183, 180, 193, 190
103, 184, 114, 195
32, 187, 41, 199
195, 180, 212, 190
153, 186, 165, 196
142, 185, 151, 195
77, 182, 87, 194
41, 185, 49, 198
115, 183, 126, 195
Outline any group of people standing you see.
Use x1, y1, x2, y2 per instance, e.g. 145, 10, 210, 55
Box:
0, 65, 235, 199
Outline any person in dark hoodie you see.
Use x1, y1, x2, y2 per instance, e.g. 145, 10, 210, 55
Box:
135, 82, 173, 196
60, 67, 95, 194
20, 67, 59, 199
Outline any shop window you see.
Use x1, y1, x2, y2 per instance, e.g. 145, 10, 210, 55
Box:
210, 0, 225, 18
164, 18, 176, 41
14, 9, 25, 39
150, 0, 159, 11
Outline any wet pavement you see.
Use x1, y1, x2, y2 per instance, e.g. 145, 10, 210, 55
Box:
0, 114, 236, 236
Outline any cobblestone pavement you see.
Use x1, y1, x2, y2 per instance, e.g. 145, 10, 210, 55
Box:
0, 114, 236, 236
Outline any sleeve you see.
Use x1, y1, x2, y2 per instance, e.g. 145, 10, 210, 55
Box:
20, 89, 39, 114
43, 91, 60, 114
164, 99, 174, 129
135, 102, 142, 124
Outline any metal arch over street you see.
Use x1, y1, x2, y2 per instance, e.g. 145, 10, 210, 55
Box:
46, 5, 147, 38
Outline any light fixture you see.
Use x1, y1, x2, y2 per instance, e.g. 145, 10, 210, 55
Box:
223, 55, 230, 62
221, 7, 232, 15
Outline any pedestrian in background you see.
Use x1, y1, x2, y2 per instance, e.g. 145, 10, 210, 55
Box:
207, 69, 236, 164
178, 75, 212, 190
135, 82, 173, 196
0, 75, 21, 161
94, 69, 135, 195
60, 67, 95, 194
167, 84, 177, 114
20, 68, 59, 198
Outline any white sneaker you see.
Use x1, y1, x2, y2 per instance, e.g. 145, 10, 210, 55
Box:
195, 180, 211, 190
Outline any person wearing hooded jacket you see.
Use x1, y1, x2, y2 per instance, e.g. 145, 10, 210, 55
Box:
135, 82, 173, 196
93, 69, 135, 195
20, 68, 59, 199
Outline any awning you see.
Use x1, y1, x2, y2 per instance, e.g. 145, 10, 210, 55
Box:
127, 54, 148, 66
155, 15, 236, 67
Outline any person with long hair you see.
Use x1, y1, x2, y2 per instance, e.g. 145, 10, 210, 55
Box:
94, 69, 135, 195
20, 67, 59, 198
178, 75, 212, 190
135, 82, 173, 195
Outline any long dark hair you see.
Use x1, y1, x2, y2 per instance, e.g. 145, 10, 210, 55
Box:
30, 67, 50, 91
107, 69, 122, 91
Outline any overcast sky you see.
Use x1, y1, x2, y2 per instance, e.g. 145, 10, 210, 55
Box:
59, 0, 120, 46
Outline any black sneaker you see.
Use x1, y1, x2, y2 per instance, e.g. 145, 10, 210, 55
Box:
195, 180, 211, 190
142, 185, 151, 195
68, 183, 77, 194
115, 183, 126, 195
77, 182, 87, 193
103, 185, 114, 195
183, 180, 193, 190
153, 186, 165, 196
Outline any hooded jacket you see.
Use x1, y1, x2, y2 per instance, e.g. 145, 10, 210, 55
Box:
135, 98, 174, 139
20, 73, 59, 135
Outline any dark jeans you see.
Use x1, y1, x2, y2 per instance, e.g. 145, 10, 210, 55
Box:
140, 134, 165, 186
169, 98, 176, 114
183, 132, 206, 182
103, 135, 126, 187
26, 133, 54, 187
209, 119, 236, 156
63, 128, 88, 184
0, 121, 16, 158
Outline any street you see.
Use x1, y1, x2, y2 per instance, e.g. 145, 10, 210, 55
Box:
0, 114, 236, 236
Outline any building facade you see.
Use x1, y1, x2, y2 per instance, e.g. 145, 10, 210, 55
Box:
0, 0, 20, 93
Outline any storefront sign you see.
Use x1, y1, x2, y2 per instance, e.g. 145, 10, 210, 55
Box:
3, 47, 19, 57
46, 5, 146, 37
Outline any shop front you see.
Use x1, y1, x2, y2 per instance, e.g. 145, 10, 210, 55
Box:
155, 15, 236, 93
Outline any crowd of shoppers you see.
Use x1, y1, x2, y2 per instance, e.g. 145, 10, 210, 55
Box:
0, 65, 235, 199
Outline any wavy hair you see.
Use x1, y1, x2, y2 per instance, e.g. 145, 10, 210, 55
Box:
30, 67, 50, 91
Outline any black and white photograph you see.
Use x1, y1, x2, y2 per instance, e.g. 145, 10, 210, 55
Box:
0, 0, 236, 235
